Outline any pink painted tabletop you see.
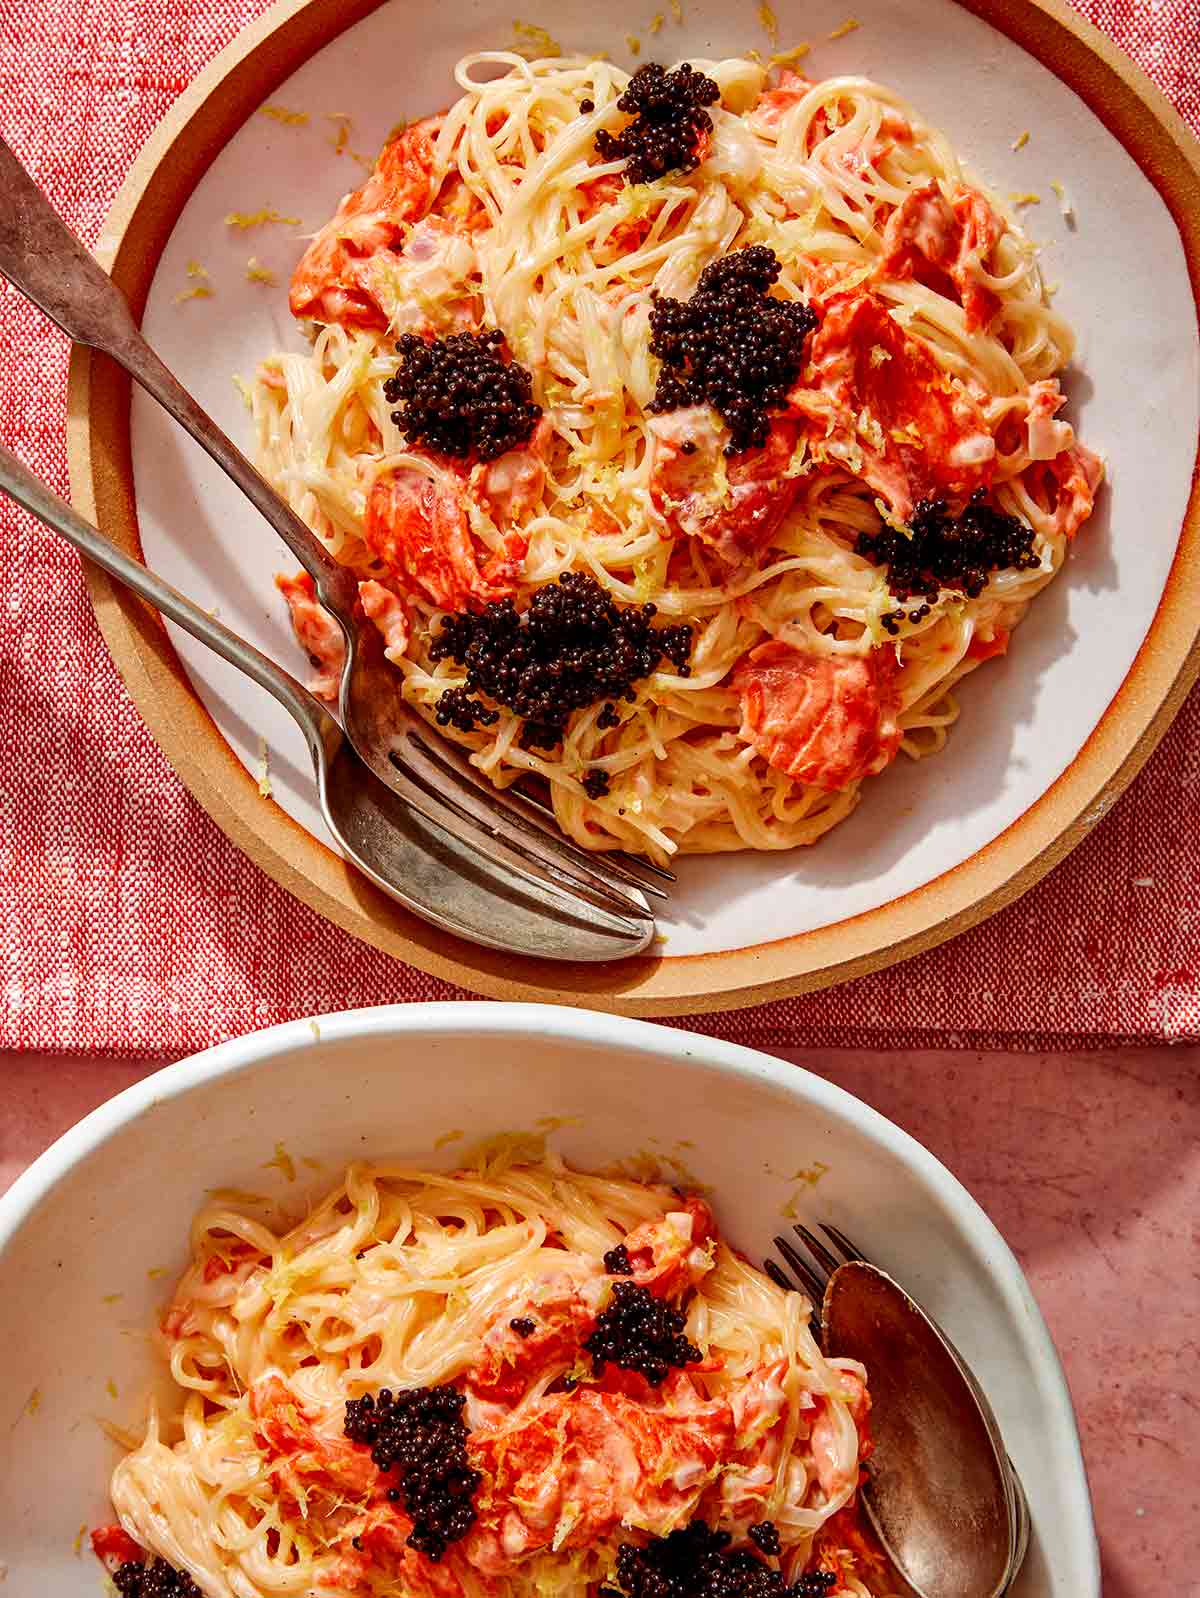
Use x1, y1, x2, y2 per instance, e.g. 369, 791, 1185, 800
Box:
2, 1041, 1196, 1591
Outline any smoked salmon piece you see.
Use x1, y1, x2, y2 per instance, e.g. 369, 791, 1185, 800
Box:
733, 640, 902, 791
879, 181, 1004, 331
290, 117, 443, 328
364, 457, 526, 611
788, 291, 995, 521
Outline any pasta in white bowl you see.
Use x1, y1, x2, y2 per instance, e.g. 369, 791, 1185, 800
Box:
0, 1005, 1100, 1595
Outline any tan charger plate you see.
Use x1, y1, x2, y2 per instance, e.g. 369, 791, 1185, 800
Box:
67, 0, 1200, 1014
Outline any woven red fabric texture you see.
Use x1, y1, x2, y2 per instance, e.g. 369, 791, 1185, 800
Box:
1, 0, 1198, 1054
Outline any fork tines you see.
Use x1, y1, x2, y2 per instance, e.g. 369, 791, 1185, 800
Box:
771, 1233, 827, 1307
766, 1221, 870, 1312
398, 731, 673, 913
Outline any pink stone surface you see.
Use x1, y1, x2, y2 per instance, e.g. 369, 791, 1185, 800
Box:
1, 1043, 1195, 1590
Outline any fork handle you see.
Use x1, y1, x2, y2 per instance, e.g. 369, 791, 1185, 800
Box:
0, 441, 334, 766
0, 135, 358, 619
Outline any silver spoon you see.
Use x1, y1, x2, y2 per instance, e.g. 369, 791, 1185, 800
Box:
0, 444, 653, 960
823, 1259, 1027, 1598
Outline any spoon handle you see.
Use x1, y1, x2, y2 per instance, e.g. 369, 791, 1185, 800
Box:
0, 442, 333, 767
0, 135, 358, 618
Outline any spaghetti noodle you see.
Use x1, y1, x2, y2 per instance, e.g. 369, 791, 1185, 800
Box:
249, 51, 1101, 863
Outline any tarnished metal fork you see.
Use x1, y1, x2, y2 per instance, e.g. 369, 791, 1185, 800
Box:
0, 135, 672, 934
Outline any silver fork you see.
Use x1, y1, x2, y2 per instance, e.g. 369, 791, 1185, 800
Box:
768, 1223, 1031, 1598
0, 136, 671, 929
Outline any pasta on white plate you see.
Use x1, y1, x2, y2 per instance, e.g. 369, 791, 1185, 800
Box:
94, 1152, 893, 1597
248, 50, 1102, 865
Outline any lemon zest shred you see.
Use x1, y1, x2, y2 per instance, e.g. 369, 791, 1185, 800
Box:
757, 1, 779, 45
1008, 191, 1041, 208
1011, 129, 1030, 151
173, 259, 212, 304
256, 736, 272, 798
626, 32, 642, 54
790, 1159, 831, 1186
245, 257, 276, 285
225, 207, 301, 229
105, 1379, 118, 1400
648, 12, 665, 32
828, 17, 860, 37
669, 0, 683, 19
512, 19, 562, 58
1049, 177, 1073, 219
260, 105, 309, 126
264, 1141, 297, 1182
326, 112, 352, 154
769, 41, 811, 65
207, 1187, 271, 1205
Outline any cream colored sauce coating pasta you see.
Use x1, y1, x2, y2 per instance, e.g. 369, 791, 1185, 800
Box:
249, 53, 1100, 863
106, 1155, 890, 1597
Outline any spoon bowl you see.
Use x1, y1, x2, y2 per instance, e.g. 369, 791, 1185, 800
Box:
318, 722, 652, 959
823, 1259, 1019, 1598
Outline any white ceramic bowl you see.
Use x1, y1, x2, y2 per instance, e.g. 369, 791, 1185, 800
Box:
0, 1004, 1097, 1593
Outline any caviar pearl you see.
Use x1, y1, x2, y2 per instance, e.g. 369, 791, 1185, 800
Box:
343, 1385, 480, 1560
113, 1559, 201, 1598
583, 1279, 701, 1385
611, 1522, 838, 1598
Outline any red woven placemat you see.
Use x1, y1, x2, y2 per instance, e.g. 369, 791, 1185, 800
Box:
1, 0, 1198, 1055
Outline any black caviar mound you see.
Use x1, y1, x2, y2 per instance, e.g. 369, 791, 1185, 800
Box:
428, 571, 693, 749
648, 246, 818, 453
603, 1243, 634, 1275
604, 1522, 838, 1598
384, 330, 541, 462
582, 768, 612, 799
583, 1279, 702, 1385
113, 1558, 201, 1598
595, 62, 721, 184
856, 490, 1040, 616
343, 1385, 480, 1560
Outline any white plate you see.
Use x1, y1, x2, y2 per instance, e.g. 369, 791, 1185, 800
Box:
69, 0, 1200, 1004
0, 1004, 1098, 1592
125, 0, 1198, 960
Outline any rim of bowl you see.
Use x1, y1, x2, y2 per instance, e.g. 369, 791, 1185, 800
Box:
0, 1002, 1098, 1588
